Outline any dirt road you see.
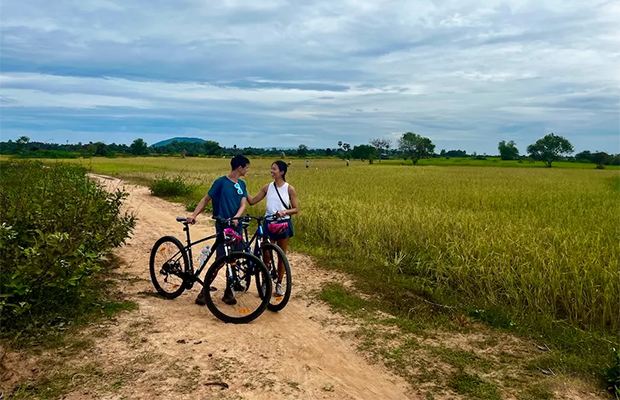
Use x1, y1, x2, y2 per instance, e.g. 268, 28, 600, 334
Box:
55, 175, 414, 400
2, 175, 611, 400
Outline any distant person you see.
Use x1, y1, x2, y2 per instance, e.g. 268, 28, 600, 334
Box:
247, 161, 298, 297
346, 159, 350, 167
187, 155, 250, 306
181, 149, 187, 159
306, 159, 309, 169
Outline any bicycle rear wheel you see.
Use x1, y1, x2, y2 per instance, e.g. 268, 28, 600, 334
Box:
203, 251, 271, 324
256, 243, 292, 312
149, 236, 188, 299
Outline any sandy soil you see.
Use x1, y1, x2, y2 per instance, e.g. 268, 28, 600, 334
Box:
0, 175, 415, 400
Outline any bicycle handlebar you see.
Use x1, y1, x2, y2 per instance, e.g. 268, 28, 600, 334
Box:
176, 216, 248, 226
244, 214, 283, 222
212, 215, 250, 223
177, 215, 283, 227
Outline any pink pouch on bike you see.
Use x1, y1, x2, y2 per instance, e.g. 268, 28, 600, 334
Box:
267, 222, 289, 235
223, 228, 243, 243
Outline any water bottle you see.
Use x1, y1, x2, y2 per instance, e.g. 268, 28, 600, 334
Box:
197, 245, 210, 266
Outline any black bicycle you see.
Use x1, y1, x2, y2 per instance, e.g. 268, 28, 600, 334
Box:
149, 216, 272, 324
241, 215, 292, 312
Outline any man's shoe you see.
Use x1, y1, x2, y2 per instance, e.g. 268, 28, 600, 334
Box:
222, 288, 237, 305
275, 282, 284, 297
195, 290, 207, 306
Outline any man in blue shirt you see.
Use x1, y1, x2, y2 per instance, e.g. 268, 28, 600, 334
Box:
187, 155, 250, 306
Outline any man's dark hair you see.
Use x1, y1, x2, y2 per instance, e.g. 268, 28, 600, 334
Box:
231, 155, 250, 170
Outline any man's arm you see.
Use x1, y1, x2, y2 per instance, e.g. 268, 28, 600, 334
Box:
232, 197, 248, 223
247, 184, 268, 205
187, 193, 212, 224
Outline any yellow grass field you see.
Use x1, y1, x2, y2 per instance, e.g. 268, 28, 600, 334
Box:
64, 156, 619, 334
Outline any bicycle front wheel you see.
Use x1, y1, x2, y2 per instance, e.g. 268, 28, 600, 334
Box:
149, 236, 189, 299
256, 243, 292, 312
203, 252, 271, 324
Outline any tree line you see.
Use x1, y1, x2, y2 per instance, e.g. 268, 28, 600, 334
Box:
1, 133, 618, 168
0, 137, 353, 159
341, 132, 618, 168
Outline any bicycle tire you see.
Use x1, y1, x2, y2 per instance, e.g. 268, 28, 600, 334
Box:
149, 236, 189, 299
203, 251, 271, 324
256, 243, 292, 312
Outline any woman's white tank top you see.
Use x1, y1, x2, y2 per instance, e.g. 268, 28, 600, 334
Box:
265, 182, 291, 219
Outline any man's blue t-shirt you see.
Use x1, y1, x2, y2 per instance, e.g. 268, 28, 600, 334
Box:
208, 176, 247, 222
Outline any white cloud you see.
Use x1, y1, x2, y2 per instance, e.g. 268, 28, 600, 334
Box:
0, 0, 618, 152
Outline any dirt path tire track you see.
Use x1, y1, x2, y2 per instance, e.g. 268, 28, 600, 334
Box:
85, 174, 416, 400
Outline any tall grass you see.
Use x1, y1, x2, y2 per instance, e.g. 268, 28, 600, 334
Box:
294, 166, 619, 333
60, 157, 619, 333
380, 157, 620, 169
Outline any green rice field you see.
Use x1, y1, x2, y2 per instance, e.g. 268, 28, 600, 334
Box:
56, 156, 619, 336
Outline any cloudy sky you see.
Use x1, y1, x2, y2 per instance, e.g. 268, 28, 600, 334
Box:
1, 0, 619, 153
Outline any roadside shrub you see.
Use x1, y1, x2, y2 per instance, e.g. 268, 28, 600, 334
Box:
186, 200, 198, 211
0, 161, 136, 334
607, 348, 620, 397
149, 176, 195, 197
16, 150, 80, 159
185, 200, 212, 213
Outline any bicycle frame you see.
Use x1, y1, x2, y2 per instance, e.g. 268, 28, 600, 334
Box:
175, 222, 236, 287
242, 219, 271, 257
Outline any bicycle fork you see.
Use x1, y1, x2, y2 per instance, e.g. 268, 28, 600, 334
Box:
224, 245, 239, 290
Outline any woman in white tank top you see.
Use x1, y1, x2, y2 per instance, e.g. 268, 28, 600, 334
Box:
265, 180, 292, 220
247, 161, 299, 295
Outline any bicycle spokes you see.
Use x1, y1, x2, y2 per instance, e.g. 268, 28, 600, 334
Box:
205, 254, 270, 321
260, 246, 291, 310
150, 237, 188, 298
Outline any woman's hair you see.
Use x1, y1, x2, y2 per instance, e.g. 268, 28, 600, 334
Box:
272, 160, 288, 181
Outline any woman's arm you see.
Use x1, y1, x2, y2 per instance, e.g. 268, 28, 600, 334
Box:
276, 185, 298, 217
247, 184, 268, 206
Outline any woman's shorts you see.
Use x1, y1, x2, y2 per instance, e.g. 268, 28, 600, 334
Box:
263, 218, 294, 241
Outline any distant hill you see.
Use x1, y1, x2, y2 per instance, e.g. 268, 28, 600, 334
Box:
151, 137, 206, 147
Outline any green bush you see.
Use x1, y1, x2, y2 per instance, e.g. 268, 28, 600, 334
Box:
185, 200, 212, 213
0, 161, 136, 334
149, 176, 195, 198
16, 150, 81, 159
607, 348, 620, 397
